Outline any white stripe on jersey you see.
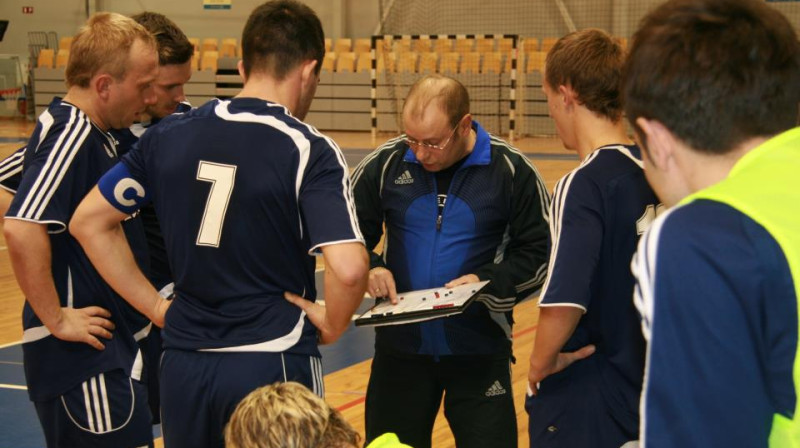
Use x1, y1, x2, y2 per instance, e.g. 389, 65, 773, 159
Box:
538, 146, 635, 305
22, 325, 51, 343
34, 110, 55, 154
17, 106, 92, 220
0, 147, 25, 190
199, 311, 307, 352
90, 376, 103, 432
350, 135, 405, 191
632, 206, 675, 448
214, 100, 363, 243
490, 135, 550, 225
290, 108, 365, 242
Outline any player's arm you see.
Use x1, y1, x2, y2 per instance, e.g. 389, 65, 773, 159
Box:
0, 189, 13, 220
528, 306, 594, 393
463, 155, 551, 308
4, 219, 115, 350
70, 185, 170, 327
286, 242, 369, 344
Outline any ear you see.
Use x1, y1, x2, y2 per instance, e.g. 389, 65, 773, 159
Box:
557, 84, 577, 109
94, 74, 113, 100
636, 117, 676, 170
459, 113, 472, 134
237, 60, 247, 84
299, 59, 319, 87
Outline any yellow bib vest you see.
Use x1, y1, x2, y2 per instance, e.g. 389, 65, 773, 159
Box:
682, 127, 800, 447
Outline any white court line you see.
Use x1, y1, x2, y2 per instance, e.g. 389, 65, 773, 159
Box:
0, 383, 27, 391
0, 361, 23, 366
0, 340, 22, 349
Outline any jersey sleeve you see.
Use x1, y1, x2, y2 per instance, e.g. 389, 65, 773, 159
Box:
97, 137, 152, 215
538, 168, 603, 311
6, 112, 93, 233
0, 146, 26, 193
299, 137, 364, 254
632, 201, 798, 447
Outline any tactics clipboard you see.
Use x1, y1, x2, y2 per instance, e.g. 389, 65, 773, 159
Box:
354, 281, 490, 327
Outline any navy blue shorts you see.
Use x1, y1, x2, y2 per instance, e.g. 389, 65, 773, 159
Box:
33, 369, 153, 448
160, 349, 322, 448
525, 356, 638, 448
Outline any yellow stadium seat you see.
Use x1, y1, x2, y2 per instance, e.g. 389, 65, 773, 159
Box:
55, 49, 69, 68
418, 52, 438, 73
396, 52, 418, 73
333, 38, 352, 54
541, 37, 559, 53
433, 38, 452, 54
58, 36, 73, 51
527, 51, 547, 73
454, 38, 474, 53
322, 52, 336, 72
336, 52, 356, 72
201, 50, 218, 72
439, 52, 460, 73
476, 38, 494, 53
413, 37, 432, 53
460, 52, 481, 73
483, 52, 502, 74
37, 49, 55, 68
353, 38, 371, 55
355, 53, 372, 73
220, 38, 237, 58
202, 38, 218, 53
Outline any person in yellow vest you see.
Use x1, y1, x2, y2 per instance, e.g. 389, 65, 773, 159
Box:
624, 0, 800, 446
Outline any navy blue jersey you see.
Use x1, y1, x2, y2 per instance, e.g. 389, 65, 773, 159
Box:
0, 145, 25, 193
96, 98, 363, 355
539, 145, 659, 427
6, 98, 150, 401
632, 200, 797, 447
110, 102, 193, 289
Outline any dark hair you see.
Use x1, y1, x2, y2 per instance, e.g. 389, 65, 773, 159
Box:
624, 0, 800, 154
546, 29, 626, 122
131, 11, 193, 66
241, 0, 325, 79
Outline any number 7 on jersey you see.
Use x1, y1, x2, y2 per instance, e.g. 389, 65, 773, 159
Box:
196, 161, 237, 247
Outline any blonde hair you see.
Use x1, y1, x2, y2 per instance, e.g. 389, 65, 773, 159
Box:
65, 12, 156, 88
224, 382, 360, 448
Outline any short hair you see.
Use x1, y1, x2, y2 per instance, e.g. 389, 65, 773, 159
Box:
224, 382, 360, 448
241, 0, 325, 79
403, 74, 470, 128
130, 11, 193, 66
66, 12, 156, 89
624, 0, 800, 154
546, 29, 626, 122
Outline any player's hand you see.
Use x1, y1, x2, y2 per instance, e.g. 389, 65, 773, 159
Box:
284, 291, 340, 345
49, 306, 115, 351
527, 344, 595, 395
445, 273, 480, 288
368, 267, 398, 304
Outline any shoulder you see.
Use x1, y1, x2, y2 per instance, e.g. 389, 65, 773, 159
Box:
352, 136, 407, 178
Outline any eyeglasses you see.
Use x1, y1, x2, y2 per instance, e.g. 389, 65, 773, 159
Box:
404, 122, 460, 152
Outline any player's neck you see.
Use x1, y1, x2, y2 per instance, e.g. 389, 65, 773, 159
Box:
63, 87, 108, 131
237, 74, 301, 114
575, 113, 632, 160
681, 136, 769, 194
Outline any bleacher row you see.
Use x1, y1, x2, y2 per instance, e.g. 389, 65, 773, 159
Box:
31, 36, 628, 135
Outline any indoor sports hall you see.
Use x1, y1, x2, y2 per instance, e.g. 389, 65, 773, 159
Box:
0, 1, 798, 447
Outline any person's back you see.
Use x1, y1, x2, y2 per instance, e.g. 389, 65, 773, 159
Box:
123, 97, 354, 353
624, 0, 800, 445
527, 29, 659, 447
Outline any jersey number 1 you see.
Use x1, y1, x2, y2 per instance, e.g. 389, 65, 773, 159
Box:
196, 161, 237, 247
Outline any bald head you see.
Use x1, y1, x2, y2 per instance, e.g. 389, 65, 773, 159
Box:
403, 75, 470, 128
